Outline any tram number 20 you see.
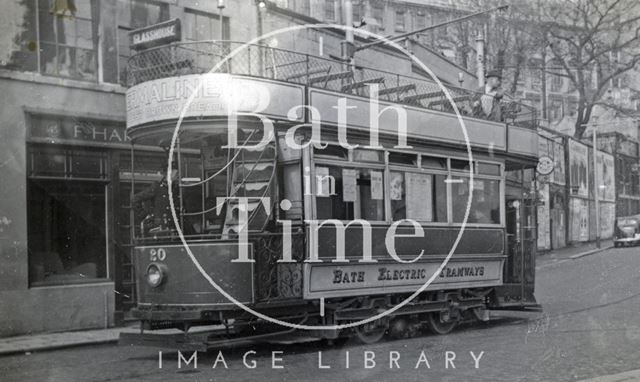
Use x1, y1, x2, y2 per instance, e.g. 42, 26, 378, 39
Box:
149, 248, 167, 262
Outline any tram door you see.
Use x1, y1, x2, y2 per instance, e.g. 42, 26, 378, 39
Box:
504, 195, 537, 304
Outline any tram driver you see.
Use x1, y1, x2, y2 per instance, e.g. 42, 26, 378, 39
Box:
133, 161, 181, 234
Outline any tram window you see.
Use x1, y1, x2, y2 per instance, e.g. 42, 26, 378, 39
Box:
390, 172, 447, 222
477, 162, 501, 176
389, 152, 417, 166
421, 155, 447, 170
353, 149, 384, 163
451, 178, 501, 224
450, 159, 474, 172
314, 144, 348, 160
315, 166, 385, 221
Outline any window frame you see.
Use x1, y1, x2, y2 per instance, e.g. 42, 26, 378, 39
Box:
34, 0, 99, 82
309, 144, 505, 227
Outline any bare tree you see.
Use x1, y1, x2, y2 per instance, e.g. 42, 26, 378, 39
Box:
543, 0, 640, 139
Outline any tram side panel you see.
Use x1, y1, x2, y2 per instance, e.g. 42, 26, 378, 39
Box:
303, 224, 506, 300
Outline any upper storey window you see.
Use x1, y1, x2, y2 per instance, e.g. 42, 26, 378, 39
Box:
3, 0, 99, 81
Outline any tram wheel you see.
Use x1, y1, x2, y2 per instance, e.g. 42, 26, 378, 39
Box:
425, 312, 457, 335
355, 320, 387, 344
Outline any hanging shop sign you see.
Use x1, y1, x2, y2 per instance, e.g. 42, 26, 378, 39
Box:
130, 19, 181, 50
536, 155, 555, 175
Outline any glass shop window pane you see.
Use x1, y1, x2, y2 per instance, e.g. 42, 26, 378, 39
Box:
28, 180, 107, 285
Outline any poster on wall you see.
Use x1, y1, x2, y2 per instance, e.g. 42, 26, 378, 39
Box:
571, 198, 589, 242
569, 140, 588, 197
553, 140, 566, 185
597, 152, 615, 202
537, 183, 551, 250
600, 203, 615, 239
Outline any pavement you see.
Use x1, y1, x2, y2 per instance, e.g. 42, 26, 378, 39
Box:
576, 369, 640, 382
0, 239, 615, 358
536, 239, 614, 270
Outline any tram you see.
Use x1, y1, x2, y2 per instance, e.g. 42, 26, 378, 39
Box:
120, 41, 541, 349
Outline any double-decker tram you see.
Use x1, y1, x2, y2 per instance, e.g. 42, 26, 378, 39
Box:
121, 41, 541, 349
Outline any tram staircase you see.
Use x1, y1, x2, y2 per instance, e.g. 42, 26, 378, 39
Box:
221, 128, 278, 236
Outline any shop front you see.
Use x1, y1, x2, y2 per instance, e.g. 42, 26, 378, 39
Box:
0, 74, 138, 336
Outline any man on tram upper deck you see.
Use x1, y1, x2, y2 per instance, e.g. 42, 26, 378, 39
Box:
472, 69, 504, 122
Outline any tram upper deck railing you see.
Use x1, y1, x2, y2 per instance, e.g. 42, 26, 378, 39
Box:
127, 40, 538, 129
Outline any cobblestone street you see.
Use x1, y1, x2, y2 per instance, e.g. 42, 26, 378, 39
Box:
1, 245, 640, 382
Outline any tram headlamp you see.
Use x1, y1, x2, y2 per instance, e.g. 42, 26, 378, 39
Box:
146, 263, 166, 287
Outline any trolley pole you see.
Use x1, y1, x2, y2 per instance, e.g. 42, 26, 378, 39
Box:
218, 0, 225, 40
593, 128, 601, 249
476, 31, 485, 87
342, 0, 355, 66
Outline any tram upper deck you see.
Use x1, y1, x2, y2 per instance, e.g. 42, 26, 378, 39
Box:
124, 40, 539, 164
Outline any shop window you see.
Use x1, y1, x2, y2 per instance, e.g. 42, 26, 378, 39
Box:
315, 166, 385, 221
390, 171, 447, 222
29, 146, 108, 180
451, 177, 501, 224
28, 180, 108, 285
